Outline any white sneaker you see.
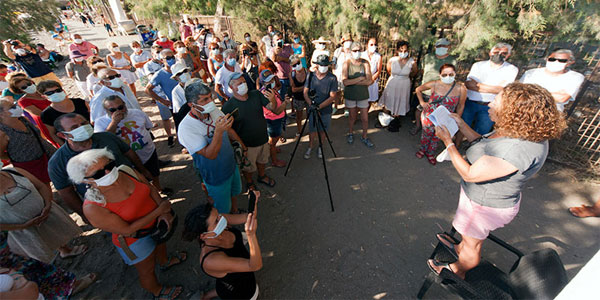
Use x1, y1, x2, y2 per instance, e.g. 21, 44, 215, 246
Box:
317, 147, 323, 159
304, 148, 312, 159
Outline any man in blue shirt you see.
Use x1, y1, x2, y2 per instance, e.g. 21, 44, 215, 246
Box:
145, 49, 179, 147
177, 79, 247, 213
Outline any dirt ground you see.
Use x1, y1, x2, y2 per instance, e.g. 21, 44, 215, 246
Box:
32, 19, 600, 299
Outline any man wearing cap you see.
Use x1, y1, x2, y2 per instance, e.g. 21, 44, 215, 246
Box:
90, 68, 141, 123
145, 49, 179, 146
221, 72, 288, 191
215, 49, 242, 100
311, 36, 331, 71
65, 50, 92, 99
303, 55, 338, 159
333, 33, 353, 115
154, 31, 174, 51
412, 38, 457, 135
170, 62, 193, 130
68, 34, 98, 59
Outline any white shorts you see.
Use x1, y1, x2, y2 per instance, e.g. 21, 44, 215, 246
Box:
345, 99, 370, 109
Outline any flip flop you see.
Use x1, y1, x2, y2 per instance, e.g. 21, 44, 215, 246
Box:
258, 175, 276, 187
568, 205, 599, 218
72, 273, 98, 295
427, 259, 454, 276
60, 244, 88, 259
154, 285, 183, 300
160, 251, 187, 271
426, 154, 437, 165
415, 150, 425, 159
436, 233, 459, 260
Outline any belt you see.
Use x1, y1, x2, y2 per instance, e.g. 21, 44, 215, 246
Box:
468, 100, 490, 106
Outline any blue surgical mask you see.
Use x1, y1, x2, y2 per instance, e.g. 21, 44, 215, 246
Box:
293, 38, 300, 43
166, 58, 176, 67
270, 82, 276, 89
205, 215, 227, 238
227, 58, 236, 67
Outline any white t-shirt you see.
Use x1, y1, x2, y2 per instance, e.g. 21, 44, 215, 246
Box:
130, 50, 152, 77
519, 67, 585, 112
261, 35, 273, 58
466, 60, 518, 102
0, 81, 8, 91
214, 64, 242, 97
86, 74, 101, 95
93, 109, 155, 163
172, 84, 186, 113
178, 113, 214, 154
89, 85, 141, 123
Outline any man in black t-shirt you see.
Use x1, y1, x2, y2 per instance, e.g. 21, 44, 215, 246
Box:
2, 39, 62, 84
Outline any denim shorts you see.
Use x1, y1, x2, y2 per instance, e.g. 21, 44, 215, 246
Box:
115, 235, 156, 265
266, 117, 284, 137
156, 101, 172, 121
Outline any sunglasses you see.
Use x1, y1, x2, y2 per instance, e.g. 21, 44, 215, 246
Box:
19, 82, 33, 89
43, 88, 63, 96
85, 160, 116, 180
548, 57, 568, 63
440, 73, 455, 77
292, 63, 300, 68
104, 74, 121, 80
164, 56, 175, 60
108, 104, 125, 113
91, 60, 103, 65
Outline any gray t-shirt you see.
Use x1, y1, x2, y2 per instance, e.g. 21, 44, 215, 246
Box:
461, 133, 548, 208
304, 72, 338, 115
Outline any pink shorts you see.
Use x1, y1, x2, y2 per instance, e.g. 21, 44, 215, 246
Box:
452, 188, 520, 240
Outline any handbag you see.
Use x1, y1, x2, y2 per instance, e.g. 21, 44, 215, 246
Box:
128, 65, 137, 73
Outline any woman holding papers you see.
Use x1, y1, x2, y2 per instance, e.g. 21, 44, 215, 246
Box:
427, 83, 565, 279
415, 64, 466, 165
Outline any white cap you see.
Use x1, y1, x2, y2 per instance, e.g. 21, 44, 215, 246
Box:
158, 31, 166, 37
170, 63, 189, 78
435, 38, 450, 47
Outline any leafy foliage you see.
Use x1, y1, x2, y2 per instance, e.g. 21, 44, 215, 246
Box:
0, 0, 61, 42
124, 0, 218, 33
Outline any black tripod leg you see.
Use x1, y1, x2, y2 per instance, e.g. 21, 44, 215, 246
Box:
315, 112, 337, 157
284, 109, 311, 176
315, 120, 335, 212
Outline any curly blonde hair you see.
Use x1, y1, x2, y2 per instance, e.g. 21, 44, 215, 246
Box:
494, 83, 566, 142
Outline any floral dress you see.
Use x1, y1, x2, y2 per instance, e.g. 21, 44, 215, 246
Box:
419, 86, 460, 156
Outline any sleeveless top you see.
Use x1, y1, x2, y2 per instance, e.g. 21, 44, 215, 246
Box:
291, 70, 306, 101
211, 58, 224, 73
344, 59, 369, 101
108, 54, 131, 68
84, 173, 157, 247
292, 44, 307, 68
0, 118, 52, 162
200, 228, 257, 299
178, 53, 195, 70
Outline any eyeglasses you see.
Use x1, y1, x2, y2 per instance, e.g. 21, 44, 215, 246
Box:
440, 73, 455, 77
108, 104, 125, 113
548, 57, 568, 63
104, 74, 121, 80
43, 87, 63, 96
85, 160, 116, 179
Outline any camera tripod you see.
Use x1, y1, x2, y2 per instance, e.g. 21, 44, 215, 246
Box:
285, 105, 337, 212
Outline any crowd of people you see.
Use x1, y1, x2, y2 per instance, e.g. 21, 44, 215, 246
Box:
0, 13, 592, 299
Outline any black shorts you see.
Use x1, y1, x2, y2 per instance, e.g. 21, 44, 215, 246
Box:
143, 150, 160, 178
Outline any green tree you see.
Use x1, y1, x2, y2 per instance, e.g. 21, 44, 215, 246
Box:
0, 0, 61, 42
124, 0, 218, 34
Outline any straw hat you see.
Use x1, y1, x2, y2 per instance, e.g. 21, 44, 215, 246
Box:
312, 36, 331, 44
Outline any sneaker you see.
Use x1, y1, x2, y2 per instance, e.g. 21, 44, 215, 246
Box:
343, 109, 349, 117
346, 133, 354, 144
361, 137, 374, 148
332, 107, 338, 115
304, 148, 312, 159
167, 136, 175, 147
317, 147, 323, 159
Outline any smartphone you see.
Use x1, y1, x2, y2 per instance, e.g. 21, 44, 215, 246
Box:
230, 107, 239, 119
248, 190, 256, 213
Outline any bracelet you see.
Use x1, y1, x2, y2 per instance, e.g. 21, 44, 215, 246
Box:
446, 143, 455, 150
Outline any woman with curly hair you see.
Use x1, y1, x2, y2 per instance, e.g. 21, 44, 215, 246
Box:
428, 82, 566, 278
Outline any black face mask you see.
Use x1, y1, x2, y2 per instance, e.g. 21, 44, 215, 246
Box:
490, 53, 506, 64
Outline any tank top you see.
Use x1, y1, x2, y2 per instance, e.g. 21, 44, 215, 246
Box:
261, 87, 285, 120
108, 54, 131, 68
344, 59, 369, 101
83, 173, 157, 247
200, 228, 257, 299
178, 53, 195, 70
211, 58, 223, 72
291, 70, 306, 101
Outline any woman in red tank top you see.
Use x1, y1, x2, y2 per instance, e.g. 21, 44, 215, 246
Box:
66, 148, 186, 299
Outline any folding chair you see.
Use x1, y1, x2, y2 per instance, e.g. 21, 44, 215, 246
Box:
417, 227, 569, 299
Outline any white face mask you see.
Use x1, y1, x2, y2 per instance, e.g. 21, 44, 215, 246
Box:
15, 49, 27, 56
111, 46, 119, 52
23, 84, 37, 94
237, 83, 248, 95
199, 101, 217, 114
269, 81, 276, 89
316, 44, 326, 50
47, 91, 66, 103
65, 124, 94, 142
160, 38, 167, 42
441, 75, 455, 84
318, 66, 329, 73
546, 60, 567, 73
94, 166, 119, 187
368, 45, 377, 53
133, 47, 142, 53
398, 52, 409, 59
351, 51, 360, 60
205, 215, 227, 238
245, 37, 251, 42
176, 47, 187, 54
435, 47, 448, 56
109, 78, 122, 88
343, 41, 352, 49
211, 49, 220, 56
74, 57, 85, 62
8, 106, 23, 118
293, 64, 302, 71
74, 38, 83, 44
224, 37, 229, 41
178, 73, 191, 84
